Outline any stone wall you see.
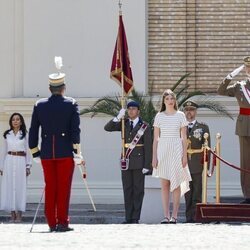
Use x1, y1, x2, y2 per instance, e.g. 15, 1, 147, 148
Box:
148, 0, 250, 94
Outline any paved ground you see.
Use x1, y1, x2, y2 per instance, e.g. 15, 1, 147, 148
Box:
1, 201, 250, 249
1, 223, 250, 250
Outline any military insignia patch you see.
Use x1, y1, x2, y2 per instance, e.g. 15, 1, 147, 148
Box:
193, 128, 203, 140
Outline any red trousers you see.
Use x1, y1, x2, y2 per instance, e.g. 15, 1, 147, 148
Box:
41, 158, 74, 228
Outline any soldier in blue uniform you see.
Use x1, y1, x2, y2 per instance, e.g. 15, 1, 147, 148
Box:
29, 57, 83, 232
104, 102, 152, 224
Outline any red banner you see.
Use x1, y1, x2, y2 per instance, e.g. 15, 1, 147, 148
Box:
110, 14, 133, 95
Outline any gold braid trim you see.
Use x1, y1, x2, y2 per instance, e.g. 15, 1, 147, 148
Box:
30, 147, 40, 154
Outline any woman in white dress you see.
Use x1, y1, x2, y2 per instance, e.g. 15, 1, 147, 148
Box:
152, 89, 191, 224
0, 113, 32, 222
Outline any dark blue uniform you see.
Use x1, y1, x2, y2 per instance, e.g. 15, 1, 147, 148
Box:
29, 95, 81, 158
29, 94, 81, 230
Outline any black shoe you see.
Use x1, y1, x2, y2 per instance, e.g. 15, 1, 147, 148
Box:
49, 227, 57, 232
240, 199, 250, 204
186, 219, 195, 223
56, 224, 74, 232
122, 220, 132, 224
131, 219, 139, 224
169, 217, 177, 224
160, 217, 170, 224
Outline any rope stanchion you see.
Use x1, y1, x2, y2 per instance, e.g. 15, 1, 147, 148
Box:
187, 132, 226, 204
190, 131, 250, 208
215, 133, 221, 203
202, 133, 209, 204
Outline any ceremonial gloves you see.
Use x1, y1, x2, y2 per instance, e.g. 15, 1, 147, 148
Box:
33, 157, 41, 164
142, 168, 150, 174
73, 152, 84, 165
226, 65, 244, 80
113, 108, 126, 122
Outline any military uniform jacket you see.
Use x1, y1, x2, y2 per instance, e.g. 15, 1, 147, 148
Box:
104, 118, 152, 170
29, 95, 81, 159
218, 78, 250, 136
187, 121, 210, 174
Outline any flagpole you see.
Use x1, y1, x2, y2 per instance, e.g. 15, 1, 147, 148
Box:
119, 0, 125, 159
121, 71, 125, 158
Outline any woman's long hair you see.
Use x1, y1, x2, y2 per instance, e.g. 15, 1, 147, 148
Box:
159, 89, 178, 112
3, 113, 27, 139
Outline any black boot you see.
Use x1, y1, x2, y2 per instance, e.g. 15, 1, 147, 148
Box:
121, 219, 132, 224
56, 224, 74, 232
240, 199, 250, 204
49, 227, 57, 232
131, 219, 139, 224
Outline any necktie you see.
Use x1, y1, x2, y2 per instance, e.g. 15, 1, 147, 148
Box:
130, 121, 133, 131
188, 123, 193, 133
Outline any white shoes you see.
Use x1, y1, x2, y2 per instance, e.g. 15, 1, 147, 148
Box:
160, 217, 170, 224
169, 217, 177, 224
160, 217, 177, 224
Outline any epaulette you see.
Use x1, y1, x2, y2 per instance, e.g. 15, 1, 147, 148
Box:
64, 96, 76, 105
35, 98, 48, 106
142, 121, 149, 126
139, 117, 144, 126
199, 121, 208, 127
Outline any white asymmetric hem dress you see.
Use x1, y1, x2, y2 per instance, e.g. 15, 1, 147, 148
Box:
0, 131, 32, 212
152, 111, 192, 196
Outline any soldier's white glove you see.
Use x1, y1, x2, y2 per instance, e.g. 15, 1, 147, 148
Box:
73, 152, 83, 165
142, 168, 150, 174
33, 157, 41, 164
113, 108, 126, 122
226, 65, 244, 80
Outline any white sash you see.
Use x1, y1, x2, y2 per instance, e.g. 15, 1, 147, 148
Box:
241, 82, 250, 105
120, 123, 148, 171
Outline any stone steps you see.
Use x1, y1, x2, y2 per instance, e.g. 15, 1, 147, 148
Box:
0, 203, 186, 224
0, 197, 242, 224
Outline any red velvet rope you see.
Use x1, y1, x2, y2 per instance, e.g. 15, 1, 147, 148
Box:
205, 149, 208, 162
213, 150, 216, 167
201, 149, 209, 165
209, 149, 250, 175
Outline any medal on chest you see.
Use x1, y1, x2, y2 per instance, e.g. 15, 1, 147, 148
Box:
192, 128, 203, 141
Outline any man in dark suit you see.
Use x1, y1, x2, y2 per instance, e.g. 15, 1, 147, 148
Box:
183, 101, 210, 223
29, 58, 83, 232
104, 101, 152, 224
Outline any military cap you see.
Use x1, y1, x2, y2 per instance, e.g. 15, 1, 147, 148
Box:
127, 101, 140, 109
243, 56, 250, 67
49, 72, 65, 87
49, 56, 65, 87
183, 100, 198, 109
